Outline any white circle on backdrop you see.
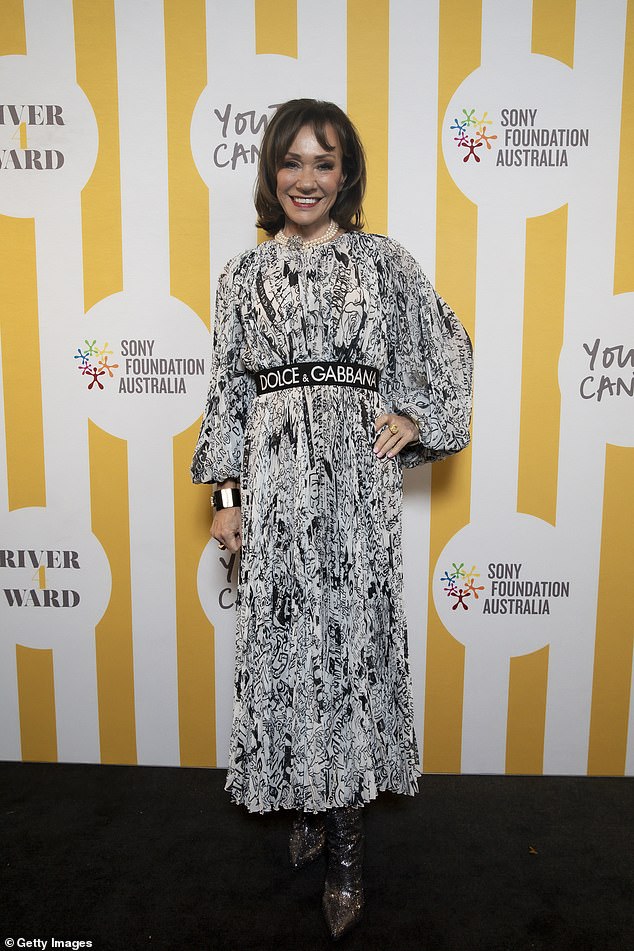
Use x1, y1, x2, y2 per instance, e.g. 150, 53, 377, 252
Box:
0, 507, 110, 650
442, 55, 590, 215
432, 514, 575, 657
197, 535, 239, 765
558, 292, 634, 447
72, 291, 210, 440
190, 49, 345, 259
0, 56, 97, 217
191, 86, 280, 192
190, 48, 341, 193
197, 537, 239, 634
190, 82, 293, 257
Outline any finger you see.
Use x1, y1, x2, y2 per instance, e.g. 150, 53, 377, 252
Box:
385, 434, 414, 458
375, 415, 408, 437
374, 423, 407, 454
374, 432, 398, 456
224, 533, 242, 554
211, 527, 228, 550
374, 413, 390, 431
375, 424, 417, 457
373, 416, 398, 446
217, 528, 242, 550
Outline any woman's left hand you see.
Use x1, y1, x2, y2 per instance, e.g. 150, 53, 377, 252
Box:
374, 413, 420, 459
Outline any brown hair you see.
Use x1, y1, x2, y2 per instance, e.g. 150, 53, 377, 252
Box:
255, 99, 366, 236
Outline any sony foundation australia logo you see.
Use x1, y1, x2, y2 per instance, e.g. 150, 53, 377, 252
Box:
1, 548, 81, 608
439, 562, 571, 616
447, 107, 590, 168
73, 338, 205, 394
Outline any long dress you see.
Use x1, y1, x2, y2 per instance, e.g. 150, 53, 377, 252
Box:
192, 232, 472, 814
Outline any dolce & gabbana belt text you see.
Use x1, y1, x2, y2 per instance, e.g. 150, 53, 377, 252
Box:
253, 361, 380, 396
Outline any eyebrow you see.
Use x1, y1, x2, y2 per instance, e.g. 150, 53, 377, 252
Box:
284, 150, 335, 160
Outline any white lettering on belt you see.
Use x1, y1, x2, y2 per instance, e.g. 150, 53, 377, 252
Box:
311, 365, 325, 382
281, 366, 298, 386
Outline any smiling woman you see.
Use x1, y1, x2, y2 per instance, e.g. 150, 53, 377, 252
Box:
255, 99, 366, 240
274, 125, 346, 240
191, 98, 473, 940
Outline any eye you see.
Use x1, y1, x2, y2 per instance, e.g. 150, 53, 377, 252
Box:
317, 163, 335, 171
281, 160, 300, 169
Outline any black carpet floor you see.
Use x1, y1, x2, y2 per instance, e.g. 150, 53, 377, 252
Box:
1, 763, 632, 951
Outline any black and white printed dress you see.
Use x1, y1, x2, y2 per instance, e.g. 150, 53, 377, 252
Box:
192, 232, 472, 814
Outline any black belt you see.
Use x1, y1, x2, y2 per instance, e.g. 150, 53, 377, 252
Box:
253, 361, 380, 396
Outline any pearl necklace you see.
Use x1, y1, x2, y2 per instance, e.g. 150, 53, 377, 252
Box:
274, 219, 339, 250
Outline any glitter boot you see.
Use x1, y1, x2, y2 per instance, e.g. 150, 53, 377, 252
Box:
322, 807, 364, 940
288, 812, 326, 868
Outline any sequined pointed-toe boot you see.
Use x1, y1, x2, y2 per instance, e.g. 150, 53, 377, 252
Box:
322, 807, 364, 940
289, 812, 326, 868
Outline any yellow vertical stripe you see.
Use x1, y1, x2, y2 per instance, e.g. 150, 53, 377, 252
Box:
614, 0, 634, 295
19, 122, 27, 149
89, 421, 137, 764
509, 0, 577, 778
165, 0, 210, 326
506, 646, 549, 774
0, 0, 26, 55
588, 445, 634, 775
16, 646, 58, 762
75, 0, 134, 765
73, 0, 123, 313
164, 0, 216, 766
38, 566, 46, 589
0, 216, 46, 511
3, 1, 49, 764
424, 0, 480, 774
173, 424, 216, 766
531, 0, 576, 68
255, 0, 298, 58
517, 206, 567, 526
347, 0, 389, 235
511, 213, 562, 771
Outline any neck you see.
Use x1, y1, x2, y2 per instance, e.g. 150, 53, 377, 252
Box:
281, 219, 338, 244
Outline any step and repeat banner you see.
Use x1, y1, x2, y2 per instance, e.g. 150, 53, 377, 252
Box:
0, 0, 632, 776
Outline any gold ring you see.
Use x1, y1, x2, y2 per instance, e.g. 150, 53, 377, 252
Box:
389, 423, 399, 435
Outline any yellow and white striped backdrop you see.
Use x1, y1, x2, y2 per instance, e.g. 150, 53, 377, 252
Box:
0, 0, 632, 777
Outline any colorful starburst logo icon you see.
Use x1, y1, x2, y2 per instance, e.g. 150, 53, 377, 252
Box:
439, 562, 485, 611
73, 340, 119, 390
448, 108, 498, 163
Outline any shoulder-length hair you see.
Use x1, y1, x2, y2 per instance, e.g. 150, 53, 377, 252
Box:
255, 99, 366, 236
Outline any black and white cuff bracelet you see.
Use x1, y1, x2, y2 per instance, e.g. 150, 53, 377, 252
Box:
212, 487, 242, 510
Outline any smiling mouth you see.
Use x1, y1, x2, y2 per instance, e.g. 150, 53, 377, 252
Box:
290, 196, 321, 206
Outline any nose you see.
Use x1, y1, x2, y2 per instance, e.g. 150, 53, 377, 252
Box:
296, 168, 316, 191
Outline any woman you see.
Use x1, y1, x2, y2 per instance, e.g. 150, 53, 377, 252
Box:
192, 99, 472, 940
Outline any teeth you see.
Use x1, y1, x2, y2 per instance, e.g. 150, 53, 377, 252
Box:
293, 197, 319, 204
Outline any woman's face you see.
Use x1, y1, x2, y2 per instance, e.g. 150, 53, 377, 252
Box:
276, 123, 345, 239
